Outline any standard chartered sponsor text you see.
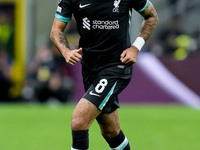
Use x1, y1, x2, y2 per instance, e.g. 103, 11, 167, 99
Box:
92, 20, 119, 29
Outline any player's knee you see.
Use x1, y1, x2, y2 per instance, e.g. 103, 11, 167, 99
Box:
101, 128, 120, 140
71, 117, 86, 131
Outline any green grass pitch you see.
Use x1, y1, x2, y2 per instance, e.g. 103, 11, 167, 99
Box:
0, 104, 200, 150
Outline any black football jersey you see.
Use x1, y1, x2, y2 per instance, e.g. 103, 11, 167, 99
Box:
56, 0, 148, 72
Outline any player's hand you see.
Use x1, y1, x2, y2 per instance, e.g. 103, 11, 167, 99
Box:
63, 48, 82, 65
120, 46, 139, 64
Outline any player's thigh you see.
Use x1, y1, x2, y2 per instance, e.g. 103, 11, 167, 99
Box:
71, 98, 101, 131
96, 110, 120, 140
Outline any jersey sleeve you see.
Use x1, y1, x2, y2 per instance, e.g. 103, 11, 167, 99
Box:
55, 0, 72, 23
131, 0, 149, 12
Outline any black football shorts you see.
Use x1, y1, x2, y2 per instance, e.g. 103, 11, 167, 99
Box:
82, 65, 132, 113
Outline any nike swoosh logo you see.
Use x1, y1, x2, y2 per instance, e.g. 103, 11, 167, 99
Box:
79, 3, 91, 8
89, 91, 101, 97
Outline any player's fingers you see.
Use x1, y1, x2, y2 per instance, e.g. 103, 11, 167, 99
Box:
74, 53, 82, 60
77, 48, 82, 53
75, 48, 82, 53
65, 55, 78, 65
121, 56, 129, 64
121, 55, 135, 64
74, 48, 82, 60
67, 53, 78, 62
72, 56, 81, 62
120, 51, 126, 60
68, 59, 77, 65
124, 58, 136, 64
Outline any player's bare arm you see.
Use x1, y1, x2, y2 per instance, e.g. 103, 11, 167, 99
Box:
139, 1, 159, 41
121, 1, 158, 64
50, 18, 82, 66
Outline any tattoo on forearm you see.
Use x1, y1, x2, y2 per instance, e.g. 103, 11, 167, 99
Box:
140, 2, 158, 41
59, 32, 70, 48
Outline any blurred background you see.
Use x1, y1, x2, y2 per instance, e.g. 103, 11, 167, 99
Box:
0, 0, 200, 150
0, 0, 199, 106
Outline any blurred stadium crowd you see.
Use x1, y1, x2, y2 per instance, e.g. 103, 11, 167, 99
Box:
0, 0, 199, 103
